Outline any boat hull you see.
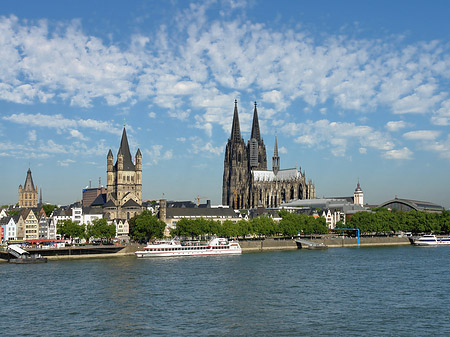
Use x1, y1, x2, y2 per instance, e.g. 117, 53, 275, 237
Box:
413, 235, 450, 246
135, 249, 242, 258
135, 238, 242, 258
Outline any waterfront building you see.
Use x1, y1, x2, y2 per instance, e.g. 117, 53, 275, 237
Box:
280, 183, 368, 229
16, 208, 38, 240
0, 216, 17, 243
378, 197, 444, 213
38, 214, 49, 239
222, 100, 316, 209
110, 219, 129, 240
105, 127, 143, 220
159, 199, 241, 236
18, 168, 38, 208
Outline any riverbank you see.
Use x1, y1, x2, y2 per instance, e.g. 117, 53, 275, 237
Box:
239, 236, 411, 251
1, 237, 412, 262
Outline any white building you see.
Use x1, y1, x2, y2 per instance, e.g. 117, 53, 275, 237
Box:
0, 216, 17, 243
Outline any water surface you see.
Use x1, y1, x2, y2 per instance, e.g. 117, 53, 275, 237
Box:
1, 246, 449, 336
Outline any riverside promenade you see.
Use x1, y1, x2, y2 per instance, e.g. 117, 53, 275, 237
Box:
238, 236, 411, 251
0, 237, 412, 261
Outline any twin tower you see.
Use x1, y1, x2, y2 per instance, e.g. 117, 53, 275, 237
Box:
222, 100, 316, 209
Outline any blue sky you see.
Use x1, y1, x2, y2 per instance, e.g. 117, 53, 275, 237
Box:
1, 0, 449, 208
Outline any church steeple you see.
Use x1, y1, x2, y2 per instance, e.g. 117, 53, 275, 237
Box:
272, 135, 280, 175
250, 101, 261, 142
24, 168, 35, 191
230, 99, 242, 143
117, 127, 135, 171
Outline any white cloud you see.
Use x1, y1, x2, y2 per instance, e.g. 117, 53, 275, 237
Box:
58, 159, 76, 167
148, 111, 156, 118
285, 119, 393, 157
189, 136, 223, 156
28, 130, 37, 142
279, 146, 288, 154
3, 113, 121, 135
432, 99, 450, 126
69, 129, 88, 141
383, 147, 413, 160
403, 130, 441, 141
385, 121, 410, 132
144, 144, 173, 165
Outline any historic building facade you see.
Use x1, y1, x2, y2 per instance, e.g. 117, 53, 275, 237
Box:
18, 168, 38, 208
222, 100, 316, 209
104, 127, 143, 220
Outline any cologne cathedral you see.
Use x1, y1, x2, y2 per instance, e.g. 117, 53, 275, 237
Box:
222, 100, 316, 209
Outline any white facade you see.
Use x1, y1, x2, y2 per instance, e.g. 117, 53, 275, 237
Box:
354, 182, 364, 206
111, 219, 129, 238
1, 217, 17, 242
322, 209, 345, 229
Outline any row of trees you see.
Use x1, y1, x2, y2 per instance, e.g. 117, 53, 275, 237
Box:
168, 211, 328, 239
57, 218, 116, 242
348, 208, 450, 234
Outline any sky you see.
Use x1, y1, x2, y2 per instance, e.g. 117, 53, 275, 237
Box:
0, 0, 449, 209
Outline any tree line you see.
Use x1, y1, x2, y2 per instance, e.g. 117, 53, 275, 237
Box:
57, 218, 116, 242
348, 208, 450, 234
128, 209, 328, 241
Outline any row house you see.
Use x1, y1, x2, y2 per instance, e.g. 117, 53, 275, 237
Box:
0, 215, 18, 243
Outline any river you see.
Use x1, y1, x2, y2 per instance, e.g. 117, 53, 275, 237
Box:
1, 245, 449, 336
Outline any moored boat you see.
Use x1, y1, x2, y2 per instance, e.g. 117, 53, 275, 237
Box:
135, 238, 242, 258
412, 235, 450, 246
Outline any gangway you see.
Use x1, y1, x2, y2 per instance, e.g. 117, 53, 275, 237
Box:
295, 238, 328, 249
8, 245, 30, 258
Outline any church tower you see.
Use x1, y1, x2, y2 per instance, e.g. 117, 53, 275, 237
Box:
18, 168, 38, 208
222, 100, 249, 209
248, 102, 267, 170
105, 127, 142, 219
354, 181, 364, 206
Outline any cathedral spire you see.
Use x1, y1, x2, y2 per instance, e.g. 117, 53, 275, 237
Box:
250, 101, 261, 142
230, 99, 242, 143
272, 135, 280, 175
117, 127, 135, 171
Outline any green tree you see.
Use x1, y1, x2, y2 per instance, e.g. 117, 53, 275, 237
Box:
131, 210, 165, 241
57, 219, 85, 242
42, 204, 57, 217
86, 218, 116, 242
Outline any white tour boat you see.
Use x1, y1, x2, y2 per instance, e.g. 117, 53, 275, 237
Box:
135, 238, 242, 258
412, 234, 450, 246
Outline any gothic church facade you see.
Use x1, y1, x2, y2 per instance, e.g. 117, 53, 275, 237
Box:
222, 101, 316, 209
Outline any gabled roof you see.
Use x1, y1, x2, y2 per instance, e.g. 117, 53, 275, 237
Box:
116, 127, 135, 171
0, 216, 13, 225
103, 199, 117, 208
91, 193, 107, 207
122, 199, 142, 208
253, 168, 300, 182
